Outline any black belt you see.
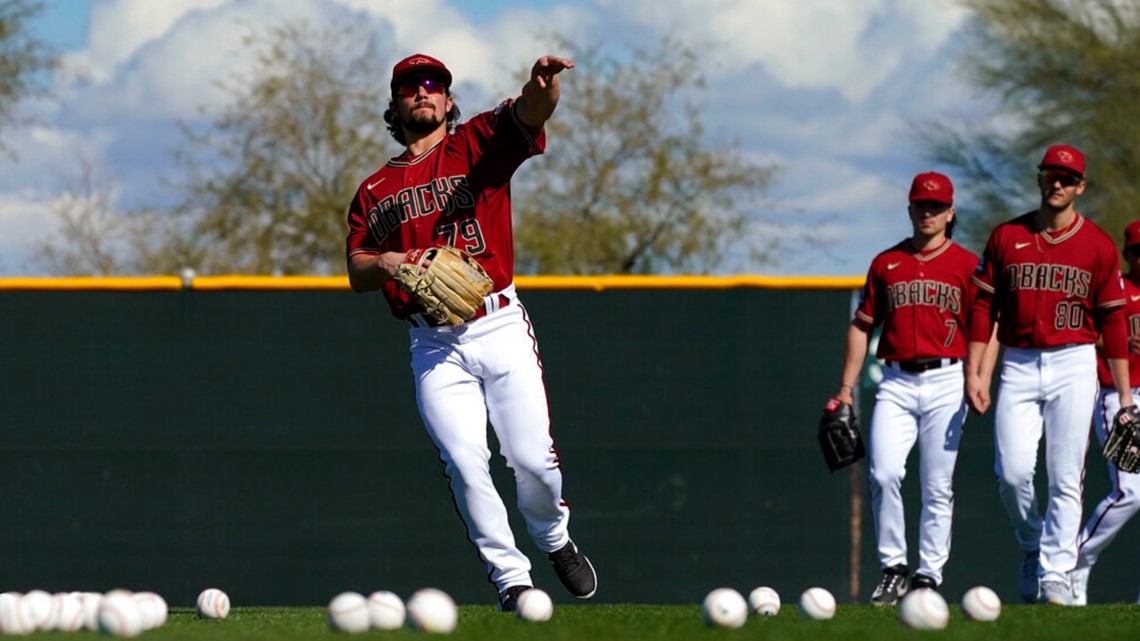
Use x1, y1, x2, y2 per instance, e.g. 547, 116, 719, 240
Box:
407, 292, 512, 328
887, 357, 960, 373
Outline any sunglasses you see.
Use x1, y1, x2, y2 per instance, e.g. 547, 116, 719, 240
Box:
395, 77, 447, 98
1038, 170, 1082, 187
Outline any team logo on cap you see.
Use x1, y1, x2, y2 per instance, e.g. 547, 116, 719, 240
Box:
1057, 150, 1074, 163
923, 180, 941, 192
407, 57, 432, 65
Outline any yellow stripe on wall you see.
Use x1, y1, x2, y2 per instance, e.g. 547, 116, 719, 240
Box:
0, 275, 865, 291
0, 277, 184, 290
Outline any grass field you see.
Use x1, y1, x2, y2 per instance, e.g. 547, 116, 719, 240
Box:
30, 603, 1140, 641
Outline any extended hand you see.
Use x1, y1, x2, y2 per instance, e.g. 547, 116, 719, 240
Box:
530, 56, 575, 89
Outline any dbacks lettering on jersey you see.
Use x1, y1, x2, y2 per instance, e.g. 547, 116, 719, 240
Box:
365, 175, 477, 245
886, 280, 962, 314
1005, 263, 1091, 298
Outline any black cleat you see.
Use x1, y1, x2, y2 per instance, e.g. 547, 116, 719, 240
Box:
548, 541, 597, 599
498, 585, 532, 612
1019, 550, 1040, 604
910, 573, 938, 591
870, 564, 909, 606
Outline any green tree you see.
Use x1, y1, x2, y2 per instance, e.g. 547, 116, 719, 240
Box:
0, 0, 55, 152
142, 20, 398, 275
512, 38, 781, 274
920, 0, 1140, 249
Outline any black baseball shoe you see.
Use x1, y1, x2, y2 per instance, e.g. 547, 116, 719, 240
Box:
910, 573, 938, 591
548, 540, 597, 599
870, 564, 908, 606
1019, 550, 1040, 604
498, 585, 532, 613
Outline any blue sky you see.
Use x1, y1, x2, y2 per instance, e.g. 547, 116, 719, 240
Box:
3, 0, 980, 276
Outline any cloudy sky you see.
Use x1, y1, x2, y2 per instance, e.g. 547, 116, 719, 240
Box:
1, 0, 981, 276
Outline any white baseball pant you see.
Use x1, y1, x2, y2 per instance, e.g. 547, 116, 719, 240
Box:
1076, 387, 1140, 569
868, 362, 966, 584
994, 344, 1097, 584
410, 289, 571, 592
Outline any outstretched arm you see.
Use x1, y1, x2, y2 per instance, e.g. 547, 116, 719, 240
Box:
514, 55, 575, 130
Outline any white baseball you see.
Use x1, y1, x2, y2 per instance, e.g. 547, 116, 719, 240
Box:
701, 588, 748, 629
78, 592, 104, 631
53, 593, 86, 632
748, 586, 781, 616
367, 591, 406, 630
21, 590, 53, 630
961, 586, 1002, 622
516, 588, 554, 623
798, 587, 836, 620
97, 593, 144, 637
0, 593, 32, 635
133, 591, 168, 629
406, 588, 458, 634
899, 588, 949, 630
197, 588, 231, 619
328, 592, 371, 633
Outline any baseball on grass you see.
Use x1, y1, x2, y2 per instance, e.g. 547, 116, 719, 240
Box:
701, 587, 748, 629
78, 592, 103, 631
748, 586, 781, 616
133, 591, 168, 630
367, 591, 406, 630
899, 588, 949, 630
0, 593, 32, 635
328, 592, 371, 633
53, 593, 86, 632
97, 593, 144, 637
798, 587, 836, 620
406, 587, 458, 634
961, 586, 1001, 622
516, 588, 554, 622
197, 588, 231, 619
22, 590, 53, 630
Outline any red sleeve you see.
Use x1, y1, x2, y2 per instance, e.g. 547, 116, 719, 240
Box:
345, 193, 379, 259
968, 234, 997, 343
853, 262, 881, 327
1100, 306, 1128, 360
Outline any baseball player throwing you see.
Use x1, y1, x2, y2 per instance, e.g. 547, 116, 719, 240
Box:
344, 53, 596, 612
965, 145, 1134, 605
832, 172, 993, 605
1070, 220, 1140, 605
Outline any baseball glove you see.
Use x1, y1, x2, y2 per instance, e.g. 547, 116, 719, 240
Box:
818, 398, 866, 472
1104, 405, 1140, 474
394, 246, 494, 327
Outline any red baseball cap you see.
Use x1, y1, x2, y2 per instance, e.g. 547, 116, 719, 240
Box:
390, 53, 452, 91
908, 172, 953, 205
1038, 144, 1085, 177
1124, 220, 1140, 249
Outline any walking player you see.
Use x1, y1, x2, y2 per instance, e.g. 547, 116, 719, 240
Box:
965, 145, 1135, 605
1070, 220, 1140, 605
831, 172, 993, 605
344, 53, 596, 611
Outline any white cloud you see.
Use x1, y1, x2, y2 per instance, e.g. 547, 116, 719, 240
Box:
64, 0, 231, 84
0, 190, 61, 275
598, 0, 969, 102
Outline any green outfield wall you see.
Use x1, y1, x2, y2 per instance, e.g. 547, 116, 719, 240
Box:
0, 277, 1134, 607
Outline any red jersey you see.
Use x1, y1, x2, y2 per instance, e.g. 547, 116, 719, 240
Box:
854, 238, 978, 361
969, 212, 1127, 355
345, 98, 543, 320
1098, 277, 1140, 387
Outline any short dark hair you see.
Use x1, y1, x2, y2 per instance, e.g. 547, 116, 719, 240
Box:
383, 93, 462, 146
